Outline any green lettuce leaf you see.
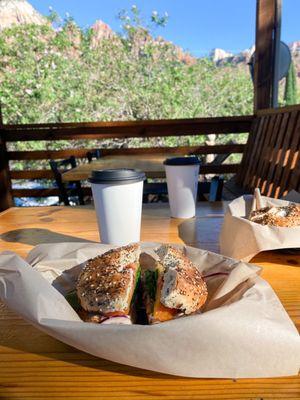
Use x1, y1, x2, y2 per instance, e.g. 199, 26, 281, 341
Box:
144, 269, 158, 302
65, 290, 81, 311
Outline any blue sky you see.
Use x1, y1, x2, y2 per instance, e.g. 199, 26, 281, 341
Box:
30, 0, 300, 56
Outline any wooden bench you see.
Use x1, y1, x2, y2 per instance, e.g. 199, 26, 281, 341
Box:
236, 104, 300, 198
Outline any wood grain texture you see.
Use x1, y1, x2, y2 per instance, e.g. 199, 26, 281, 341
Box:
2, 116, 253, 141
260, 112, 283, 194
3, 115, 254, 130
0, 205, 299, 400
271, 110, 298, 198
254, 0, 276, 110
237, 115, 266, 186
61, 155, 239, 182
10, 170, 54, 179
11, 187, 91, 198
256, 103, 300, 115
10, 163, 239, 182
8, 144, 246, 160
265, 112, 290, 196
248, 115, 271, 188
0, 137, 13, 211
237, 108, 300, 197
280, 113, 300, 196
236, 118, 259, 186
254, 112, 277, 188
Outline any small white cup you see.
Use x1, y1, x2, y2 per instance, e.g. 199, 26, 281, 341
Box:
164, 156, 200, 219
89, 169, 145, 245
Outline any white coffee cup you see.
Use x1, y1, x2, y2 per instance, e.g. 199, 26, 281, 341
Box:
89, 169, 145, 245
164, 156, 200, 219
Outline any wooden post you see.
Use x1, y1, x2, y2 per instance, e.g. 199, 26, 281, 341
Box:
0, 105, 13, 211
254, 0, 277, 111
271, 0, 281, 108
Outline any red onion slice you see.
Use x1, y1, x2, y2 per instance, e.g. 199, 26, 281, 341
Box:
101, 315, 132, 325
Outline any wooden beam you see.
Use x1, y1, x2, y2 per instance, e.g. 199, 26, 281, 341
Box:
2, 116, 253, 141
10, 170, 54, 179
0, 101, 13, 210
11, 187, 91, 198
254, 0, 277, 111
0, 136, 13, 211
7, 144, 246, 161
10, 164, 239, 183
271, 0, 281, 107
3, 115, 253, 130
256, 103, 300, 115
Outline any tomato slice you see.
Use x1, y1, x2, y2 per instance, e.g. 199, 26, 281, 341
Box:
153, 302, 178, 322
153, 275, 178, 322
104, 311, 128, 317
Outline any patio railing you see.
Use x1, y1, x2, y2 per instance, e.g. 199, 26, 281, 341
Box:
0, 115, 253, 203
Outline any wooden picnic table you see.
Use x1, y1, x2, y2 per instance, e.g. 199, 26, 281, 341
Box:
62, 154, 171, 182
0, 203, 299, 399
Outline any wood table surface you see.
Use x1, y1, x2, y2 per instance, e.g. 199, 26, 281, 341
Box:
0, 203, 299, 400
62, 154, 174, 181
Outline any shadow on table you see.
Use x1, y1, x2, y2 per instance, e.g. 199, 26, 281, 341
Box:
250, 250, 300, 266
178, 217, 222, 253
0, 315, 183, 380
0, 228, 94, 246
178, 219, 300, 266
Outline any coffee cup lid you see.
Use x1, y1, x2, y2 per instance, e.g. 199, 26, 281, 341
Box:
163, 156, 200, 166
89, 168, 146, 184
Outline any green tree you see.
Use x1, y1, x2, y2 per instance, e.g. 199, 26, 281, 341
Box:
284, 61, 297, 105
0, 7, 253, 126
0, 7, 256, 185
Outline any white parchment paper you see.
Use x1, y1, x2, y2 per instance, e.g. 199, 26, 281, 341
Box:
0, 242, 299, 378
220, 195, 300, 261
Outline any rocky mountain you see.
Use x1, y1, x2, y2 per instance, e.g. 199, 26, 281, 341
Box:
210, 48, 233, 63
0, 0, 47, 30
211, 42, 300, 72
0, 0, 196, 64
1, 0, 300, 74
210, 42, 300, 85
90, 20, 116, 48
211, 45, 255, 67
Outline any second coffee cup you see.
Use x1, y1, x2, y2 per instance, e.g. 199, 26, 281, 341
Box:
89, 168, 145, 245
164, 156, 200, 218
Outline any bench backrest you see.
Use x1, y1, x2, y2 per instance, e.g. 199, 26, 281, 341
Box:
236, 105, 300, 198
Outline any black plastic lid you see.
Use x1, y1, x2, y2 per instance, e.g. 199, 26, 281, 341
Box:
164, 156, 200, 166
89, 168, 146, 184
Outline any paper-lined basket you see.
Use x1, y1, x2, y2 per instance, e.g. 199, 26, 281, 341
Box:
220, 195, 300, 262
0, 242, 299, 378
